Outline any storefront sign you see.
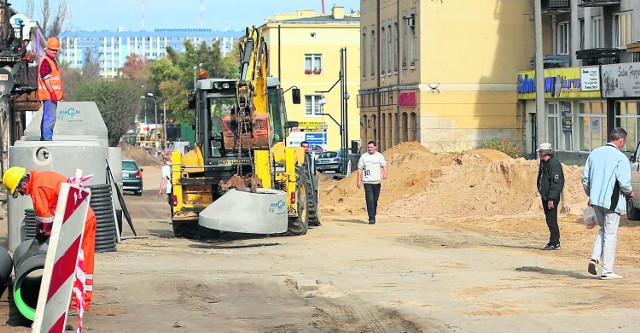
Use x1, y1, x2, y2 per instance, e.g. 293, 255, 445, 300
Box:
601, 62, 640, 98
562, 110, 572, 132
580, 66, 600, 91
297, 121, 326, 130
517, 67, 601, 99
399, 92, 416, 107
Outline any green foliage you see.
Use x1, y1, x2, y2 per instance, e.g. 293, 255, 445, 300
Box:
73, 79, 144, 146
481, 138, 521, 158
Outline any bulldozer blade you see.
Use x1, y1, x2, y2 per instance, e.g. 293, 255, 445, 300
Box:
198, 188, 288, 234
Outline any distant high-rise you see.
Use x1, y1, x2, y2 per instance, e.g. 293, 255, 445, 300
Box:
59, 29, 242, 78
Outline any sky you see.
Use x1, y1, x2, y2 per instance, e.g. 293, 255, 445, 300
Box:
12, 0, 361, 32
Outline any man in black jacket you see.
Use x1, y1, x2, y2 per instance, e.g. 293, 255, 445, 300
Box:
537, 143, 565, 250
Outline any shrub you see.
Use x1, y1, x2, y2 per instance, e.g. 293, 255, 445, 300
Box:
481, 138, 521, 158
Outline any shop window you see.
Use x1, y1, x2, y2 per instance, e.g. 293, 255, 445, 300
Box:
578, 101, 607, 152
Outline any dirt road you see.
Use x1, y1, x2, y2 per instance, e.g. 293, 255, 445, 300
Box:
2, 163, 640, 332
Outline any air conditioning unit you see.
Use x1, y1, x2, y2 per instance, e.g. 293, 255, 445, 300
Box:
407, 14, 415, 28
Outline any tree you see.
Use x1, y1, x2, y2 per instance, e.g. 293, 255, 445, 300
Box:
122, 54, 151, 84
24, 0, 66, 37
74, 79, 143, 146
81, 48, 100, 78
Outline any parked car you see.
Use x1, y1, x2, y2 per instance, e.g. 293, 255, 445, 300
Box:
305, 144, 325, 161
316, 150, 346, 173
122, 159, 143, 196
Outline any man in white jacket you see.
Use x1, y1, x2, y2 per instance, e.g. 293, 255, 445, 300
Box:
357, 141, 388, 224
582, 127, 635, 279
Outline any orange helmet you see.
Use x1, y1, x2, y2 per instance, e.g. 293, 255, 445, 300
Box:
46, 37, 60, 51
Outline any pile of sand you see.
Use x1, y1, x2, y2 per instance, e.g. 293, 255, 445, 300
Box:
118, 142, 163, 167
321, 142, 588, 219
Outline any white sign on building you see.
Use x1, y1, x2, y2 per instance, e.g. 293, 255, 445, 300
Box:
580, 66, 600, 92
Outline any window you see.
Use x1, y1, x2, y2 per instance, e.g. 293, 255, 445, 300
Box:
547, 103, 559, 149
393, 21, 398, 72
409, 11, 416, 67
579, 18, 585, 50
387, 24, 392, 74
614, 11, 633, 49
578, 101, 607, 152
304, 54, 322, 75
381, 26, 386, 75
370, 28, 376, 77
592, 16, 602, 48
305, 95, 323, 116
362, 30, 367, 79
615, 100, 640, 152
402, 11, 407, 69
557, 22, 570, 54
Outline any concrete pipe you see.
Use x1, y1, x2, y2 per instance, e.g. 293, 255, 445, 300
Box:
0, 247, 13, 299
12, 239, 48, 321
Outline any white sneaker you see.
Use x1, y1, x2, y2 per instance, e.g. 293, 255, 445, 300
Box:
601, 273, 623, 280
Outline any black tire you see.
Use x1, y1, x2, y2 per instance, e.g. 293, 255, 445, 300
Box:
305, 155, 320, 226
627, 198, 640, 220
288, 166, 309, 235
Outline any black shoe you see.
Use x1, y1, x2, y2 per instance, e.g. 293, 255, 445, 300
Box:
542, 243, 560, 250
588, 259, 598, 275
368, 220, 376, 224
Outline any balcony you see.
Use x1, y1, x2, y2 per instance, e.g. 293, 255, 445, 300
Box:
576, 48, 622, 65
541, 0, 570, 15
530, 54, 571, 69
578, 0, 621, 7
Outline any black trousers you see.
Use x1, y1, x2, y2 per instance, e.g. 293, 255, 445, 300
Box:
542, 198, 560, 245
364, 183, 381, 222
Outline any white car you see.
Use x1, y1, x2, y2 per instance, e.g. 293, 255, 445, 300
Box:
628, 146, 640, 220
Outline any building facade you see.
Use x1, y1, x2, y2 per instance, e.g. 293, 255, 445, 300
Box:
359, 0, 535, 153
260, 6, 361, 151
58, 29, 240, 78
519, 0, 640, 160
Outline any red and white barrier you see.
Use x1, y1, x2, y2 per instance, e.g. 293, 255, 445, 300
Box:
32, 177, 90, 333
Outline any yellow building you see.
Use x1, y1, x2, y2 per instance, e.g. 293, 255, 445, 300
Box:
260, 6, 361, 151
359, 0, 535, 152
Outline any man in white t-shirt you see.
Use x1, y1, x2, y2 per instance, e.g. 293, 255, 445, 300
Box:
158, 153, 172, 205
357, 141, 388, 224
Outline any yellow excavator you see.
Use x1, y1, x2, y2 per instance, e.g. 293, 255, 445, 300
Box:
169, 26, 319, 239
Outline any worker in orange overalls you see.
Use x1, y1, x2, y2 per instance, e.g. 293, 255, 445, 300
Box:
2, 167, 96, 311
38, 37, 64, 141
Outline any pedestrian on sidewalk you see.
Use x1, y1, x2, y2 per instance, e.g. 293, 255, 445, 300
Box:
536, 143, 565, 250
38, 37, 64, 141
582, 127, 635, 280
357, 141, 388, 224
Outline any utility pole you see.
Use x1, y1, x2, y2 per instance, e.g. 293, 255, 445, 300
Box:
534, 0, 545, 154
163, 101, 167, 149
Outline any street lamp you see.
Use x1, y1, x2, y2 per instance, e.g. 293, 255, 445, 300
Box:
193, 62, 203, 87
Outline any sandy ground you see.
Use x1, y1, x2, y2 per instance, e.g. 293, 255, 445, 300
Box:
1, 144, 640, 332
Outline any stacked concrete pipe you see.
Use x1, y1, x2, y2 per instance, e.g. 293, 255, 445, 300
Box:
0, 247, 12, 299
12, 239, 48, 321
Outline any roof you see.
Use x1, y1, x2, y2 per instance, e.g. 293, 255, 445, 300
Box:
265, 15, 360, 25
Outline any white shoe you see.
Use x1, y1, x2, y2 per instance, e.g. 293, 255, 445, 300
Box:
601, 273, 623, 280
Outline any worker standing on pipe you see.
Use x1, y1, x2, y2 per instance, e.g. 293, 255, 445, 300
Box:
2, 167, 96, 311
38, 37, 64, 141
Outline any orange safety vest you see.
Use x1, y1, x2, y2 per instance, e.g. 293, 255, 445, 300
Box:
26, 170, 96, 309
37, 56, 64, 101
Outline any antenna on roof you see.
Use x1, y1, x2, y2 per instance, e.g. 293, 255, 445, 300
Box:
321, 0, 325, 14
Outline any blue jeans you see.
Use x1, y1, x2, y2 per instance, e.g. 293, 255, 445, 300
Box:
41, 100, 57, 141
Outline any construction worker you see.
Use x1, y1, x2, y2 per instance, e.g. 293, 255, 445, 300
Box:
38, 37, 64, 141
2, 167, 96, 310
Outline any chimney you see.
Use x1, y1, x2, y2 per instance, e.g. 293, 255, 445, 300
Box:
332, 6, 345, 20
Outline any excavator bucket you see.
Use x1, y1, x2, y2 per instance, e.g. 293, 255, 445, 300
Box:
198, 188, 288, 234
